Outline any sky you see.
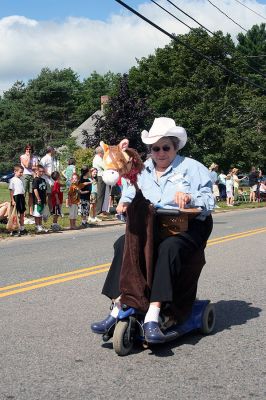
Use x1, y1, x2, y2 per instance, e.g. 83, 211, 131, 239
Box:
0, 0, 266, 93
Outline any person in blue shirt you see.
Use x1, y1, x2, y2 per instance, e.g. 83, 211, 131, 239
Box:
91, 117, 214, 343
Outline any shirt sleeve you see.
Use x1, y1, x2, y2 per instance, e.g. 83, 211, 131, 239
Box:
32, 179, 38, 190
119, 184, 137, 204
8, 179, 14, 191
186, 164, 215, 211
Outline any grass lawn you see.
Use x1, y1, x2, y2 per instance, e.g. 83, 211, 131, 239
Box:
0, 182, 265, 238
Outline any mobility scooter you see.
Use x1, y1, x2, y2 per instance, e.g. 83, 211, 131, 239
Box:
92, 208, 216, 356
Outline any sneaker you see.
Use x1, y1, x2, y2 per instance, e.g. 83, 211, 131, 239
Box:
10, 231, 20, 237
20, 229, 28, 235
24, 217, 35, 225
81, 222, 88, 228
94, 217, 102, 222
51, 223, 61, 232
36, 226, 49, 233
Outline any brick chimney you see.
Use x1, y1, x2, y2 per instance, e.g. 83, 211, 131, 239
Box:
101, 95, 109, 112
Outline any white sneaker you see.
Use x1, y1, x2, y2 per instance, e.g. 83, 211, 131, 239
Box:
24, 217, 35, 225
36, 225, 43, 233
94, 217, 102, 222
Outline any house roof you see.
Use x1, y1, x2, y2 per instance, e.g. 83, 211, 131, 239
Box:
71, 109, 104, 148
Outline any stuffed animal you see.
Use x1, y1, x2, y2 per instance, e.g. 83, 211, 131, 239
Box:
100, 139, 144, 187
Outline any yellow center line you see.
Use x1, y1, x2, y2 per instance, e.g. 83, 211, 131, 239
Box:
208, 227, 266, 243
1, 227, 265, 298
0, 263, 110, 292
207, 228, 266, 246
0, 268, 110, 298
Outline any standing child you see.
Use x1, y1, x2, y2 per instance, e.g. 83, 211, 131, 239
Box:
79, 166, 92, 227
9, 165, 27, 236
68, 173, 81, 229
88, 168, 101, 223
32, 164, 48, 232
51, 171, 63, 231
226, 172, 234, 207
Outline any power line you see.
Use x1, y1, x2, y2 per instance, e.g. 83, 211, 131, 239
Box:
114, 0, 266, 91
161, 0, 213, 36
206, 0, 248, 32
150, 0, 193, 31
158, 0, 265, 78
231, 0, 266, 21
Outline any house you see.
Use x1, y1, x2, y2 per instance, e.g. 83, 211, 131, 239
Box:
71, 95, 108, 148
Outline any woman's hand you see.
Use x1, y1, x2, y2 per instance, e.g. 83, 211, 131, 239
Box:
116, 202, 130, 214
174, 192, 191, 209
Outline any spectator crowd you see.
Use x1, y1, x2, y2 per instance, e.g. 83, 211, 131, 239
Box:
0, 143, 265, 238
0, 144, 123, 236
208, 163, 266, 207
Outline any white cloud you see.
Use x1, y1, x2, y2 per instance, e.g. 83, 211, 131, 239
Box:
0, 0, 265, 93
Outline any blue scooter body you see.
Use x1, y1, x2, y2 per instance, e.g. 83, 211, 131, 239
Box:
116, 299, 212, 343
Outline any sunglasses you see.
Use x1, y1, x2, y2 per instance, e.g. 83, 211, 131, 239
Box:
151, 145, 171, 152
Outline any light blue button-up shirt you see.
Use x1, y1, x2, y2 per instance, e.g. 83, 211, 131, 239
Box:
120, 155, 215, 220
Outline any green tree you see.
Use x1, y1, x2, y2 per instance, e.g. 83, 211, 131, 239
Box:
74, 71, 120, 123
73, 148, 94, 172
237, 24, 266, 74
0, 68, 81, 172
128, 28, 265, 171
26, 67, 81, 150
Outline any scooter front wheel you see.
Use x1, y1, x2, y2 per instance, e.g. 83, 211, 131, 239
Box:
113, 319, 134, 356
200, 303, 216, 334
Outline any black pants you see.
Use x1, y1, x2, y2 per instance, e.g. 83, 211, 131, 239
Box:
96, 176, 106, 215
218, 183, 226, 200
14, 194, 26, 215
102, 215, 213, 303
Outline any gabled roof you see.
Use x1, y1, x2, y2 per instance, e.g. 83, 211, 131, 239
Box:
71, 109, 104, 148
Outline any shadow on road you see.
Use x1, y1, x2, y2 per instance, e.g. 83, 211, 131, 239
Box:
148, 300, 262, 358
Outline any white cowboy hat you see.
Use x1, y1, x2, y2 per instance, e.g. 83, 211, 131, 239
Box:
141, 117, 187, 149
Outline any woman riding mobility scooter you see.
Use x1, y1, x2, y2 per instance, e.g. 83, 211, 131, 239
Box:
91, 118, 216, 356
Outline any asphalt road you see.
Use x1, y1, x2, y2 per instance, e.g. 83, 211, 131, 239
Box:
0, 208, 266, 400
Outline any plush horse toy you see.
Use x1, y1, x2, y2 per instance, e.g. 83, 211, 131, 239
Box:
99, 139, 154, 312
100, 139, 144, 187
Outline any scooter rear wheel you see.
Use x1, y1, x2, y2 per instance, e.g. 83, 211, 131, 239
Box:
113, 320, 134, 356
200, 303, 215, 334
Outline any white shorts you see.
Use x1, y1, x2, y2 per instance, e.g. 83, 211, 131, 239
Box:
69, 204, 78, 219
32, 204, 44, 217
